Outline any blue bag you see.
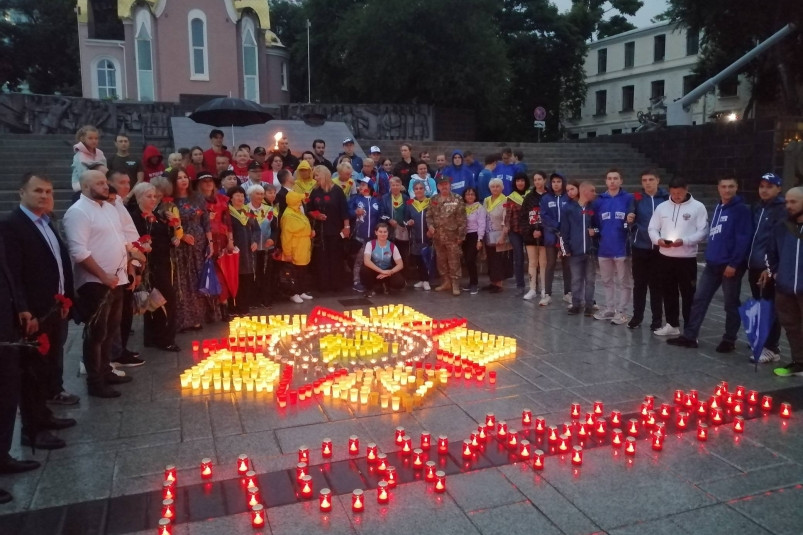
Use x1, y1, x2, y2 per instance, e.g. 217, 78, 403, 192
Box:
198, 258, 222, 297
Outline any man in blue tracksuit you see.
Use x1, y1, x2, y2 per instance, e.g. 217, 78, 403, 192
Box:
443, 150, 475, 196
493, 148, 517, 196
668, 176, 753, 351
539, 172, 571, 305
764, 186, 803, 376
592, 169, 634, 325
747, 173, 786, 363
561, 182, 598, 316
629, 169, 669, 330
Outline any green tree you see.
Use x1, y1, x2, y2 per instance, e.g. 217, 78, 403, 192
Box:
665, 0, 803, 115
0, 0, 80, 95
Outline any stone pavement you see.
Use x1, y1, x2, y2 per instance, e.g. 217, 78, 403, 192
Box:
1, 279, 802, 535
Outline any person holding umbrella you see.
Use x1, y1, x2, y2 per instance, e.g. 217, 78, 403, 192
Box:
202, 129, 232, 173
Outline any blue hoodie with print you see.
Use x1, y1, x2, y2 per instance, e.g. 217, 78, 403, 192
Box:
493, 161, 516, 196
443, 150, 476, 196
560, 199, 598, 256
348, 193, 383, 242
539, 173, 569, 247
631, 187, 669, 250
705, 195, 753, 267
748, 195, 786, 270
592, 188, 634, 258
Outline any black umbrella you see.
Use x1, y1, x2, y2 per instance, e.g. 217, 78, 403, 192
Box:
189, 97, 274, 127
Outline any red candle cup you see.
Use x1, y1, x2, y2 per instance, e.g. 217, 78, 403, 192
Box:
577, 423, 589, 439
557, 434, 570, 453
697, 422, 708, 441
595, 418, 607, 438
610, 410, 622, 426
593, 401, 604, 416
733, 416, 745, 433
780, 402, 792, 418
533, 449, 545, 470
710, 407, 724, 425
561, 422, 573, 438
192, 340, 200, 352
724, 393, 736, 407
462, 439, 473, 459
200, 458, 213, 479
157, 518, 172, 535
164, 464, 177, 484
322, 438, 333, 459
244, 470, 257, 489
585, 413, 596, 426
236, 454, 250, 476
470, 432, 479, 449
300, 475, 314, 499
645, 410, 657, 428
719, 381, 729, 394
485, 412, 496, 429
651, 432, 664, 451
570, 402, 582, 419
697, 400, 708, 417
735, 385, 746, 399
709, 395, 720, 410
434, 471, 446, 493
659, 403, 672, 420
676, 411, 689, 430
162, 481, 175, 501
377, 481, 389, 504
733, 400, 744, 415
425, 461, 437, 481
366, 443, 378, 463
761, 395, 773, 412
522, 409, 533, 426
161, 499, 175, 520
412, 448, 424, 469
348, 435, 360, 455
747, 390, 759, 405
683, 394, 695, 410
420, 431, 432, 450
571, 445, 583, 466
625, 436, 637, 456
489, 371, 497, 384
437, 435, 449, 454
534, 417, 546, 434
627, 418, 639, 437
251, 504, 266, 528
519, 439, 531, 459
689, 389, 699, 403
547, 426, 559, 444
612, 428, 624, 446
674, 389, 684, 404
352, 489, 365, 512
394, 426, 406, 446
247, 486, 261, 508
497, 421, 508, 438
385, 465, 397, 487
507, 430, 518, 450
477, 425, 488, 441
296, 462, 308, 482
401, 435, 413, 455
644, 394, 655, 409
376, 453, 388, 473
319, 488, 332, 512
298, 446, 310, 464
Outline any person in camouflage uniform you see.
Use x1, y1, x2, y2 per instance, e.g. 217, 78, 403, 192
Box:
426, 176, 467, 295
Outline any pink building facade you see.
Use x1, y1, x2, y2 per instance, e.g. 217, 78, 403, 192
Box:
76, 0, 290, 105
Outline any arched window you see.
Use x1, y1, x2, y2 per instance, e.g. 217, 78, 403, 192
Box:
94, 58, 119, 99
188, 9, 208, 80
135, 10, 155, 101
242, 18, 259, 102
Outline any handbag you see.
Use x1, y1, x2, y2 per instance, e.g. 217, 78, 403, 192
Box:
133, 287, 168, 315
198, 258, 222, 297
394, 224, 410, 242
277, 261, 298, 296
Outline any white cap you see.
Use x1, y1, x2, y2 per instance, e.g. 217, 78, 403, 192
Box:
370, 145, 381, 154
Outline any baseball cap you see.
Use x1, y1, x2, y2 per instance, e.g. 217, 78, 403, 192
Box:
342, 137, 355, 145
253, 146, 267, 155
760, 172, 782, 186
370, 145, 381, 154
437, 175, 451, 184
248, 161, 264, 171
197, 171, 215, 181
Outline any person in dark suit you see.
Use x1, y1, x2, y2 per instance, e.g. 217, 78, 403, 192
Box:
0, 173, 79, 451
0, 233, 42, 504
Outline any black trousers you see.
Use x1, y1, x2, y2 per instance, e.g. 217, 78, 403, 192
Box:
360, 266, 406, 292
0, 347, 20, 456
144, 259, 177, 348
462, 232, 480, 287
18, 315, 64, 438
77, 283, 124, 388
631, 247, 664, 327
254, 250, 276, 306
749, 268, 782, 352
775, 292, 803, 364
229, 273, 254, 314
120, 288, 133, 349
313, 235, 345, 292
660, 255, 697, 328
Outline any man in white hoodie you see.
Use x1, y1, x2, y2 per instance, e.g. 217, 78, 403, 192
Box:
648, 177, 708, 336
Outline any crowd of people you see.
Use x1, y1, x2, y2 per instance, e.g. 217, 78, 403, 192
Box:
0, 125, 802, 505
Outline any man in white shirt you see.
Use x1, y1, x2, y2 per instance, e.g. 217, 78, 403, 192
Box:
63, 170, 134, 398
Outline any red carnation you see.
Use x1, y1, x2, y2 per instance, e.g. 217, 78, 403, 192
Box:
37, 333, 50, 355
142, 212, 156, 223
324, 195, 331, 202
406, 199, 414, 205
267, 211, 274, 220
162, 196, 174, 203
246, 212, 256, 219
139, 234, 152, 243
54, 294, 72, 311
634, 192, 643, 201
195, 209, 204, 217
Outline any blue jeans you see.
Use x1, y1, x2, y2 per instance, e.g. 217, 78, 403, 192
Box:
509, 232, 525, 288
569, 254, 597, 308
683, 263, 745, 341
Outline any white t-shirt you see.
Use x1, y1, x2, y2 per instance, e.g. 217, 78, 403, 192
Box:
364, 240, 401, 270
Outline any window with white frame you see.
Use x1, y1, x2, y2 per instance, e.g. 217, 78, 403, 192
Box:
95, 58, 119, 99
135, 11, 155, 101
242, 18, 259, 102
188, 9, 208, 80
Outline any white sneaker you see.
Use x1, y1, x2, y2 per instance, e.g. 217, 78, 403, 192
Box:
423, 282, 431, 291
523, 289, 537, 301
112, 368, 126, 377
290, 294, 304, 304
653, 323, 680, 336
414, 281, 424, 289
756, 348, 781, 364
563, 292, 573, 304
300, 293, 313, 300
610, 313, 629, 325
539, 295, 552, 306
593, 310, 615, 321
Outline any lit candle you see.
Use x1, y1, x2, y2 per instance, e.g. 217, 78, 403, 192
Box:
319, 488, 332, 512
401, 435, 413, 456
377, 481, 389, 504
533, 449, 545, 470
244, 470, 257, 489
645, 410, 657, 428
412, 448, 424, 469
394, 426, 406, 446
557, 434, 570, 453
485, 413, 496, 429
593, 401, 604, 416
627, 418, 639, 437
697, 422, 708, 441
157, 518, 172, 535
659, 403, 672, 420
247, 486, 261, 507
595, 418, 607, 438
462, 439, 473, 459
674, 389, 684, 404
585, 413, 596, 426
733, 415, 745, 433
577, 423, 589, 439
547, 426, 559, 444
434, 471, 446, 493
697, 400, 708, 417
522, 409, 532, 426
610, 410, 622, 426
676, 411, 688, 430
497, 421, 508, 438
385, 465, 397, 487
477, 425, 488, 441
780, 402, 792, 418
733, 400, 744, 415
683, 394, 695, 410
235, 454, 250, 476
349, 435, 360, 455
161, 499, 175, 520
164, 464, 177, 484
376, 453, 388, 473
489, 371, 497, 384
735, 385, 746, 399
710, 407, 724, 425
507, 429, 518, 450
425, 461, 437, 481
322, 438, 333, 459
352, 489, 365, 512
747, 390, 759, 405
366, 443, 378, 463
200, 458, 213, 479
251, 504, 266, 527
192, 340, 200, 353
571, 445, 583, 466
761, 395, 773, 412
689, 389, 699, 403
561, 422, 573, 438
534, 417, 546, 434
296, 462, 309, 482
519, 439, 531, 459
625, 436, 636, 455
162, 480, 175, 501
437, 435, 449, 454
299, 474, 314, 500
420, 431, 432, 450
298, 446, 310, 464
570, 402, 582, 419
724, 392, 735, 407
612, 428, 623, 446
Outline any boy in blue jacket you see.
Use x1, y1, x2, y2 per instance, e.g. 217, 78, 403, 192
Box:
764, 186, 803, 376
592, 169, 634, 325
539, 172, 572, 306
561, 182, 598, 315
668, 176, 753, 351
349, 177, 383, 292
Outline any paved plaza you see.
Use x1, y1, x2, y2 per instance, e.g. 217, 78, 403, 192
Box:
0, 280, 802, 535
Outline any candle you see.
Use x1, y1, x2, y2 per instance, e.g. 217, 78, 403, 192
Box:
577, 422, 590, 439
747, 390, 759, 405
644, 394, 655, 409
610, 410, 622, 426
296, 462, 308, 482
300, 475, 313, 499
247, 486, 261, 507
674, 389, 684, 404
437, 435, 449, 454
349, 435, 360, 455
627, 418, 639, 437
251, 504, 266, 527
244, 471, 257, 489
697, 400, 708, 417
659, 403, 672, 420
192, 340, 200, 352
298, 446, 310, 464
533, 449, 545, 470
689, 389, 699, 403
571, 445, 583, 465
412, 448, 424, 469
561, 422, 573, 438
652, 432, 664, 451
735, 385, 746, 398
683, 394, 695, 410
322, 438, 333, 459
434, 471, 446, 493
385, 465, 397, 487
477, 425, 488, 441
761, 395, 773, 412
401, 435, 413, 455
200, 458, 213, 479
780, 402, 792, 418
462, 439, 473, 459
733, 416, 745, 433
425, 461, 437, 481
519, 439, 531, 459
645, 410, 656, 428
611, 428, 623, 446
237, 454, 250, 475
585, 413, 596, 426
733, 400, 744, 415
522, 409, 532, 426
161, 499, 175, 520
485, 413, 496, 429
319, 488, 332, 512
676, 411, 689, 430
507, 429, 518, 450
366, 443, 378, 463
547, 426, 559, 444
162, 480, 175, 501
724, 392, 735, 407
420, 431, 431, 450
557, 434, 570, 453
534, 417, 546, 434
489, 371, 497, 384
625, 436, 636, 455
394, 426, 406, 446
376, 453, 388, 473
377, 481, 389, 504
697, 422, 708, 441
570, 402, 581, 419
164, 464, 177, 483
593, 401, 604, 416
710, 407, 724, 425
157, 518, 172, 535
595, 418, 607, 438
497, 421, 508, 438
352, 489, 365, 512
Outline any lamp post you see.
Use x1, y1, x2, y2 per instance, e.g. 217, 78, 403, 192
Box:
307, 19, 312, 104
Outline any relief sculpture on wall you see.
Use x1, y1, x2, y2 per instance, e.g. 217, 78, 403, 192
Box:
283, 103, 433, 141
